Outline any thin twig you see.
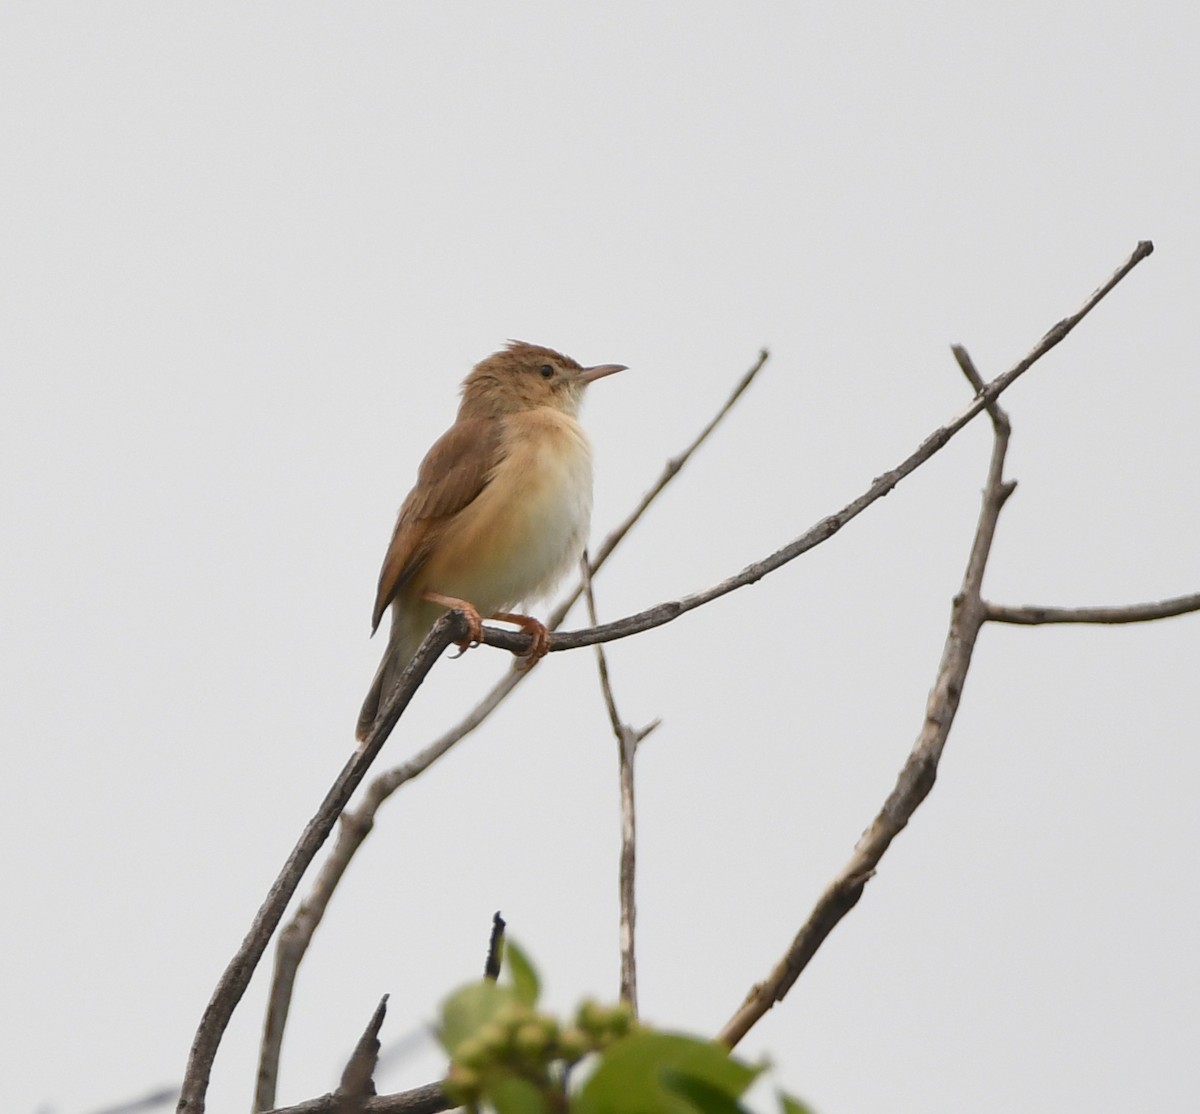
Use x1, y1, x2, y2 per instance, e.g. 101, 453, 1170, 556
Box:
985, 593, 1200, 624
582, 557, 647, 1013
484, 912, 506, 980
254, 350, 770, 1103
478, 242, 1155, 659
718, 343, 1017, 1048
332, 996, 389, 1112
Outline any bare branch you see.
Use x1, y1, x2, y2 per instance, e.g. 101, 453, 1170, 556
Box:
332, 996, 389, 1112
253, 350, 770, 1101
480, 243, 1155, 659
614, 734, 639, 1013
182, 617, 463, 1114
718, 343, 1017, 1048
582, 557, 646, 1013
985, 593, 1200, 625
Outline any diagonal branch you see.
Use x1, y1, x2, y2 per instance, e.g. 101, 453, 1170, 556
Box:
717, 343, 1016, 1048
180, 617, 462, 1114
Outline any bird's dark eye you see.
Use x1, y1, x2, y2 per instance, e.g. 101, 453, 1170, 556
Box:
539, 364, 554, 379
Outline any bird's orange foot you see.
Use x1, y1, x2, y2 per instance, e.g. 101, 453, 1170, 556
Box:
421, 591, 485, 657
492, 612, 552, 670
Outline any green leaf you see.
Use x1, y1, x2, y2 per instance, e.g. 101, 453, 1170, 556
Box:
777, 1092, 817, 1114
488, 1075, 556, 1114
576, 1032, 761, 1114
504, 938, 541, 1006
439, 979, 521, 1057
661, 1070, 754, 1114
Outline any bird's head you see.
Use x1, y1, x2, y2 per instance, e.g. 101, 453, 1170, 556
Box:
459, 341, 625, 419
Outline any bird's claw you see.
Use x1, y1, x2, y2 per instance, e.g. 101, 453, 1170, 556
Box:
449, 607, 485, 658
420, 591, 485, 658
492, 613, 551, 670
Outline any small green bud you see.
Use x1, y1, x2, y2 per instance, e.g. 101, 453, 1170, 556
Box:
453, 1036, 490, 1070
514, 1021, 551, 1058
607, 1000, 635, 1036
477, 1020, 511, 1055
534, 1012, 560, 1043
494, 1001, 534, 1031
576, 998, 606, 1034
557, 1026, 592, 1061
445, 1062, 481, 1102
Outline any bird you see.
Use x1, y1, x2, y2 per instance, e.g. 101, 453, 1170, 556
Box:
356, 340, 626, 742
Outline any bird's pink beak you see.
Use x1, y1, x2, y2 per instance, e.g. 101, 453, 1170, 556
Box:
579, 363, 627, 384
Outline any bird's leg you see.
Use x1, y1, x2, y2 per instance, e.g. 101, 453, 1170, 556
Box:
421, 591, 485, 657
490, 611, 552, 670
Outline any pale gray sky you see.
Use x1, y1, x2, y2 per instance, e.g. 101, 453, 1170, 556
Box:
3, 4, 1197, 1113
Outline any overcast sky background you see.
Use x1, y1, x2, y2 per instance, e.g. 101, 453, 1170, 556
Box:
3, 4, 1198, 1114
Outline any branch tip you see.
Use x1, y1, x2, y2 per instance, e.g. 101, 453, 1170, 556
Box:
484, 912, 506, 980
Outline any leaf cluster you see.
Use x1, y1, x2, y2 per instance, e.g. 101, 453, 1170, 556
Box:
438, 944, 814, 1114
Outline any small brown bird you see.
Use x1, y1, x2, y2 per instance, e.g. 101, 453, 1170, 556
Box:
356, 341, 626, 741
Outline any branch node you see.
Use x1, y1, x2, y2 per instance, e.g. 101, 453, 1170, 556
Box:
635, 718, 663, 745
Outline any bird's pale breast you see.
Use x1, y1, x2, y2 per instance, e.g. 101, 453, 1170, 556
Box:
418, 406, 593, 614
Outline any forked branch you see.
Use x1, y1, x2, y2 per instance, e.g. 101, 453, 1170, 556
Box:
718, 343, 1015, 1047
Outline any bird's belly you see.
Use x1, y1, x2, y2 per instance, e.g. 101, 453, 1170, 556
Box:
422, 418, 593, 615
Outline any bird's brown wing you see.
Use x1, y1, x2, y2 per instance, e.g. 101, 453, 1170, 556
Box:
370, 416, 503, 631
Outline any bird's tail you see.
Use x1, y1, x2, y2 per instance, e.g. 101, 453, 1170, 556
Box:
355, 614, 425, 743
